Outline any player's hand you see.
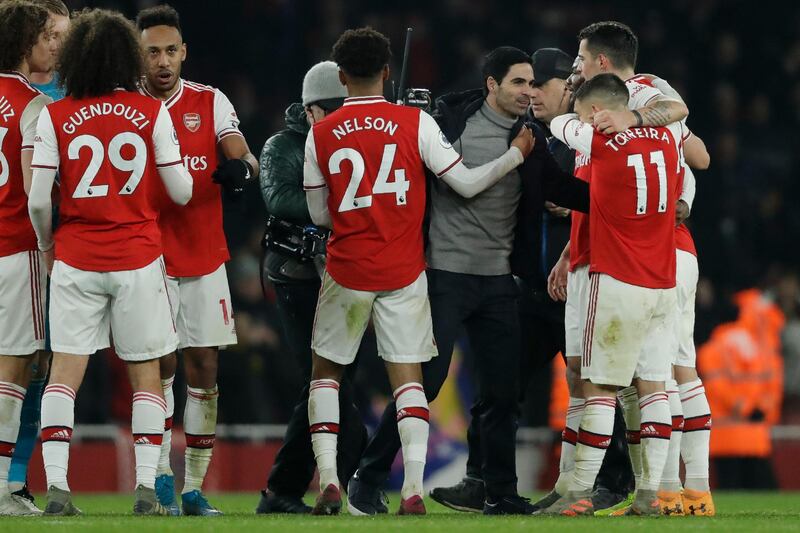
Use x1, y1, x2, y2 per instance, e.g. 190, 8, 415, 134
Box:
212, 158, 254, 197
593, 109, 636, 135
676, 199, 690, 225
511, 125, 535, 158
545, 201, 571, 218
547, 255, 569, 302
42, 248, 54, 275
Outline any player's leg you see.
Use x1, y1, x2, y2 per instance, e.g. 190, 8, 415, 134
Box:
308, 272, 372, 515
154, 352, 179, 514
109, 257, 179, 515
356, 269, 468, 515
658, 371, 685, 515
42, 259, 111, 516
534, 265, 588, 510
673, 250, 714, 515
371, 271, 437, 516
8, 349, 50, 503
173, 265, 237, 516
544, 273, 645, 516
0, 250, 46, 516
625, 287, 679, 516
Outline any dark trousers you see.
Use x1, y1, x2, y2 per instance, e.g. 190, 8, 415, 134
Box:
357, 269, 521, 498
465, 281, 634, 494
265, 280, 368, 498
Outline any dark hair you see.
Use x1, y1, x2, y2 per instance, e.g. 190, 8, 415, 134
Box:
0, 1, 50, 71
481, 46, 531, 96
578, 21, 638, 70
574, 73, 629, 108
58, 9, 143, 98
332, 27, 391, 80
136, 3, 181, 34
29, 0, 69, 17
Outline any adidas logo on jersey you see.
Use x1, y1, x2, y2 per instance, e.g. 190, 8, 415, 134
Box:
47, 429, 72, 442
599, 438, 611, 447
134, 435, 157, 446
641, 424, 658, 436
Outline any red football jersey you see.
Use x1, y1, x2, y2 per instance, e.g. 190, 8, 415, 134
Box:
676, 223, 696, 256
568, 150, 591, 271
304, 96, 457, 291
32, 90, 183, 271
140, 79, 239, 277
553, 114, 683, 288
0, 72, 49, 257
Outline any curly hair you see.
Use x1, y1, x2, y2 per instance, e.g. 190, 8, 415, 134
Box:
136, 3, 181, 34
578, 21, 639, 70
331, 27, 392, 80
0, 1, 50, 71
29, 0, 69, 16
58, 8, 143, 99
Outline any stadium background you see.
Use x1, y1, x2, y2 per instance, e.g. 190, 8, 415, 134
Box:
30, 0, 800, 493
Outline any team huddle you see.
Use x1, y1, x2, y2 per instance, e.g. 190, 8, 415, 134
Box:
0, 0, 714, 520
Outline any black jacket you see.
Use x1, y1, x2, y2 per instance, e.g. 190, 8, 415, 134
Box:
431, 89, 589, 280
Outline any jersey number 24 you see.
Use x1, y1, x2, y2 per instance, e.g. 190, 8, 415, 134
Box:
329, 144, 409, 213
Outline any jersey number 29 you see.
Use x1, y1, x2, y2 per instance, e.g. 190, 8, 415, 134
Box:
329, 144, 409, 213
68, 132, 147, 199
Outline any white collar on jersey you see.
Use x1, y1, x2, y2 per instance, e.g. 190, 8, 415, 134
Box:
139, 78, 184, 109
343, 96, 386, 106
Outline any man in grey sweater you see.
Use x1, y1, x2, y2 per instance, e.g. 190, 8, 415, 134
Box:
348, 47, 589, 516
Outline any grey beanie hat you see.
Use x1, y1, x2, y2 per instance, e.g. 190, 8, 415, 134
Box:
302, 61, 348, 108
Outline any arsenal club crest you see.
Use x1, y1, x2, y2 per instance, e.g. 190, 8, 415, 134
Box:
183, 113, 201, 132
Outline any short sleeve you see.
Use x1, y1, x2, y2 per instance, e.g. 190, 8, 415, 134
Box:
213, 88, 243, 142
151, 102, 183, 168
626, 79, 665, 109
31, 106, 59, 170
417, 110, 462, 177
20, 94, 52, 150
303, 128, 326, 190
550, 113, 594, 156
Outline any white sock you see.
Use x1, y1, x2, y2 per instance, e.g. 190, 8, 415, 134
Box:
132, 392, 167, 490
638, 391, 672, 492
308, 379, 340, 491
569, 396, 615, 492
183, 385, 219, 494
619, 386, 642, 489
679, 379, 711, 492
394, 382, 429, 500
41, 384, 76, 491
0, 382, 26, 492
157, 376, 175, 477
554, 397, 584, 495
660, 380, 683, 492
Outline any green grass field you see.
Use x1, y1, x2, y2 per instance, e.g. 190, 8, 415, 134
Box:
4, 492, 800, 531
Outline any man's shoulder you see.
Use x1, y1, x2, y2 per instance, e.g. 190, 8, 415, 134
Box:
433, 88, 485, 139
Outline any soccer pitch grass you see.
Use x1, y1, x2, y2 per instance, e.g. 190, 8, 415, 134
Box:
4, 491, 800, 531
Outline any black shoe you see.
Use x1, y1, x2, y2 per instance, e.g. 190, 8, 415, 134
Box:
11, 485, 35, 504
256, 490, 311, 514
429, 477, 484, 513
591, 486, 627, 511
483, 493, 536, 515
346, 470, 389, 516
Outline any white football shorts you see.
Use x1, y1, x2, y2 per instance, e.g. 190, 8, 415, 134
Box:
581, 272, 677, 387
166, 263, 237, 350
674, 249, 699, 368
312, 270, 438, 365
49, 256, 178, 361
0, 250, 46, 355
564, 264, 589, 359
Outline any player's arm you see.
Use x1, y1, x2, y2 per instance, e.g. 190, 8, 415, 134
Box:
594, 76, 688, 134
28, 107, 59, 263
152, 103, 193, 205
212, 89, 258, 196
683, 131, 710, 170
20, 94, 52, 194
549, 113, 594, 155
417, 111, 533, 198
303, 129, 331, 228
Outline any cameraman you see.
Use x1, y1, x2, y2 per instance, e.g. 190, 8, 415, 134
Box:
256, 61, 367, 514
